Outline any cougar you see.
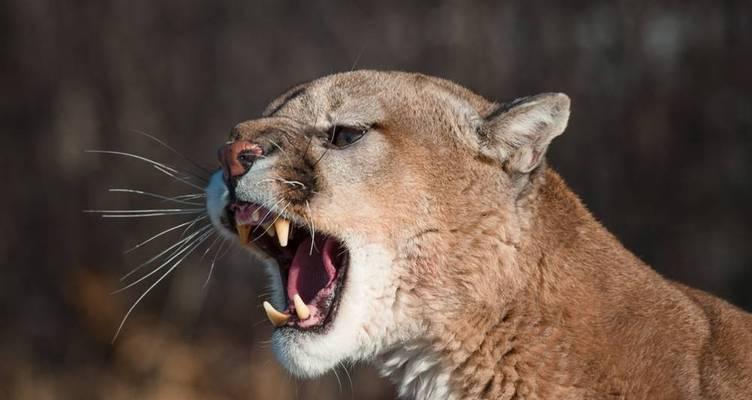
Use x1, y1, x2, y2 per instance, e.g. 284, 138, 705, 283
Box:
203, 70, 752, 399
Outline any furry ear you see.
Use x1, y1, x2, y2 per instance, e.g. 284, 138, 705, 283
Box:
479, 93, 570, 173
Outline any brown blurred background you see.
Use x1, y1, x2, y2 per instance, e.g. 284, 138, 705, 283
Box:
2, 1, 751, 399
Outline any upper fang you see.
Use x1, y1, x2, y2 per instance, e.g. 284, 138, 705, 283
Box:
274, 218, 290, 247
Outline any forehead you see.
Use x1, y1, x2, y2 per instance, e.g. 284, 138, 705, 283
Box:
262, 72, 393, 126
262, 71, 494, 127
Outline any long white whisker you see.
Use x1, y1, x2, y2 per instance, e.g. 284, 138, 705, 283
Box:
172, 193, 206, 200
108, 188, 204, 206
130, 129, 212, 177
85, 150, 180, 173
112, 229, 214, 342
120, 224, 212, 281
113, 226, 214, 293
178, 214, 207, 239
203, 237, 226, 288
99, 211, 203, 218
124, 216, 207, 254
84, 208, 203, 213
199, 235, 221, 261
153, 165, 206, 191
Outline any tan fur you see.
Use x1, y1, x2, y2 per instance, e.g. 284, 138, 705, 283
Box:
222, 71, 752, 399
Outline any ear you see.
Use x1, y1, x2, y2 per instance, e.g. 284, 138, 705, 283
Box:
479, 93, 570, 173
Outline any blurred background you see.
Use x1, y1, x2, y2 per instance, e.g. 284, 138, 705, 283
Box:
2, 0, 751, 399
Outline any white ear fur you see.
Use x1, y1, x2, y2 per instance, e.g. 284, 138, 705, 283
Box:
480, 93, 570, 173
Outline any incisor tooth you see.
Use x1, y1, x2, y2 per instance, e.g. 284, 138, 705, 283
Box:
262, 301, 290, 327
274, 218, 290, 247
237, 224, 251, 244
293, 294, 310, 320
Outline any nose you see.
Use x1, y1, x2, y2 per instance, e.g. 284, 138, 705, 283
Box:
217, 140, 263, 181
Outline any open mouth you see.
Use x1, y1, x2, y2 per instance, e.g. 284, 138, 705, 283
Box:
225, 201, 348, 331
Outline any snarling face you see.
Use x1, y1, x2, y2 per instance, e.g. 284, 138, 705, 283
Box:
205, 71, 570, 377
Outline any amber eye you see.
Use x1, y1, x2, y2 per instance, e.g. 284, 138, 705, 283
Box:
328, 126, 367, 148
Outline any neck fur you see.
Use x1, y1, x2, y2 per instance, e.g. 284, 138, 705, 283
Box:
379, 168, 644, 398
377, 340, 457, 400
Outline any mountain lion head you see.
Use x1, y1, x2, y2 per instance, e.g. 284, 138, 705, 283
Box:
205, 70, 570, 379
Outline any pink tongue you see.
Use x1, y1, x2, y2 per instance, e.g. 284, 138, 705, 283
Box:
287, 236, 338, 303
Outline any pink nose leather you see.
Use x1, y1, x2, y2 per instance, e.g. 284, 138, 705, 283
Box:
218, 141, 263, 179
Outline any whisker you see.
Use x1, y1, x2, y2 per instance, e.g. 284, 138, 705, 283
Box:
255, 178, 306, 189
332, 365, 343, 394
88, 140, 209, 184
341, 362, 354, 399
99, 211, 203, 218
279, 179, 306, 189
252, 198, 286, 235
130, 129, 213, 177
178, 214, 207, 239
243, 201, 289, 246
120, 224, 213, 281
199, 235, 221, 261
172, 193, 206, 199
203, 237, 226, 288
217, 238, 234, 259
108, 188, 204, 206
303, 133, 315, 157
84, 208, 203, 213
312, 123, 335, 168
152, 165, 207, 191
112, 229, 215, 342
113, 226, 214, 293
269, 202, 290, 228
305, 200, 317, 255
124, 216, 207, 254
86, 149, 207, 185
268, 139, 293, 165
248, 202, 290, 245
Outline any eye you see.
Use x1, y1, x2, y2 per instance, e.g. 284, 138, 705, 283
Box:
327, 125, 367, 148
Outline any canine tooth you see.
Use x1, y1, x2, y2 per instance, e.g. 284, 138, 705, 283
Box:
251, 209, 260, 223
237, 224, 251, 244
293, 294, 310, 320
262, 301, 290, 327
274, 218, 290, 247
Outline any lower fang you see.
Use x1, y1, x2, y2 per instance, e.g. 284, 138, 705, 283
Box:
263, 301, 290, 327
293, 294, 310, 320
